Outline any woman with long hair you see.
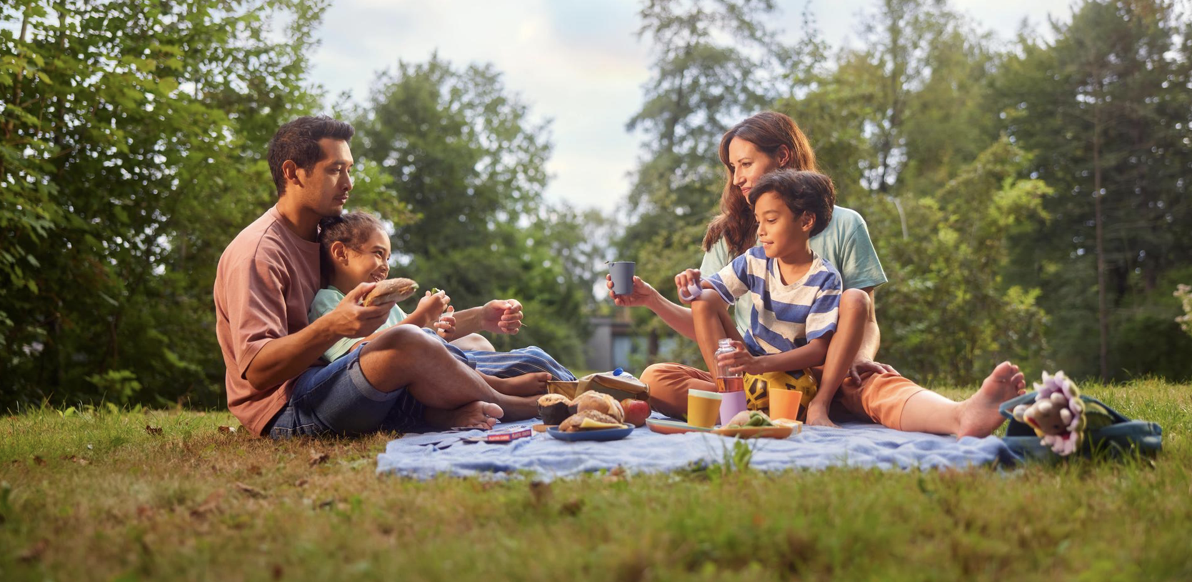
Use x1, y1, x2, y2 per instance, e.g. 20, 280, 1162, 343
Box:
609, 111, 1025, 437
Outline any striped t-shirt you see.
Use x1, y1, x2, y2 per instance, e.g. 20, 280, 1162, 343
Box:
706, 247, 842, 357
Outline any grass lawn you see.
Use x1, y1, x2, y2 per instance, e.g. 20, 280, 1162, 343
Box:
1, 380, 1189, 581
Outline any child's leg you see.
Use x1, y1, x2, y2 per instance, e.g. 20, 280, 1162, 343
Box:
813, 289, 870, 407
691, 298, 743, 376
451, 333, 495, 352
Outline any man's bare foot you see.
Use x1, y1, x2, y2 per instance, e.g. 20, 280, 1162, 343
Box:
486, 372, 550, 397
425, 401, 504, 430
957, 361, 1027, 438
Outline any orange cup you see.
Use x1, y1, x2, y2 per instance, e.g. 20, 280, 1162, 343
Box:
768, 387, 802, 421
687, 390, 723, 428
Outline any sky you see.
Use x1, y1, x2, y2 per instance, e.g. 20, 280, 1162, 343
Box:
309, 0, 1074, 216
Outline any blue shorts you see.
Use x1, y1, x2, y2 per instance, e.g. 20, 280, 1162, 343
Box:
263, 346, 424, 439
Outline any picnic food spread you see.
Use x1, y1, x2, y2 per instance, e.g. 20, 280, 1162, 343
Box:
363, 277, 419, 306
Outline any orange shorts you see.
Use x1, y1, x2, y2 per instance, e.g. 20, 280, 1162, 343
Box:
641, 362, 925, 430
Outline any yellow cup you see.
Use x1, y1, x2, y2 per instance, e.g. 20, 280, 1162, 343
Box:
768, 387, 803, 421
687, 390, 723, 428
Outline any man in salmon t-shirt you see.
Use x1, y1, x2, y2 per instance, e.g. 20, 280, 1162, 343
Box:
213, 116, 539, 438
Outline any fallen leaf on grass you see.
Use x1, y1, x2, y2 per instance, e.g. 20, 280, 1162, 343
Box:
234, 482, 267, 499
318, 498, 335, 510
191, 490, 225, 518
32, 455, 46, 466
218, 425, 237, 434
18, 539, 48, 563
528, 480, 552, 506
61, 455, 89, 466
560, 498, 584, 517
603, 465, 627, 483
309, 450, 329, 466
145, 425, 163, 436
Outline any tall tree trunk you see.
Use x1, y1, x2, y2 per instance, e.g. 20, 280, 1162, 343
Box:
1093, 93, 1109, 382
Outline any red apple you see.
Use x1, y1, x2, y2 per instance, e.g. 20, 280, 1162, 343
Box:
621, 398, 651, 427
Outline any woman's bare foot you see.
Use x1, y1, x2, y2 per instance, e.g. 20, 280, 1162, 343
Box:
486, 372, 550, 397
957, 361, 1027, 438
425, 401, 504, 430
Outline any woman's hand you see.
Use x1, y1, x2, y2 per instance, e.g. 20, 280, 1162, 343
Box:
606, 274, 656, 307
715, 340, 765, 375
848, 358, 900, 385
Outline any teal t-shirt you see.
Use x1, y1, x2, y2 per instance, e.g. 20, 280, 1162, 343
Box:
307, 286, 409, 362
700, 205, 887, 334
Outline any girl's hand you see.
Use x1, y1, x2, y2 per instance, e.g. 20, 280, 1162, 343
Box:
482, 299, 523, 335
415, 290, 450, 326
434, 306, 457, 339
606, 274, 656, 307
674, 269, 702, 304
715, 340, 764, 375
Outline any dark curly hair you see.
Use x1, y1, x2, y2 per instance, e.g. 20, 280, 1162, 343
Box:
267, 115, 354, 196
747, 170, 835, 237
317, 211, 385, 285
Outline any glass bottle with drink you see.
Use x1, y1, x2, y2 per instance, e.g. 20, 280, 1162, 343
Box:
714, 338, 744, 392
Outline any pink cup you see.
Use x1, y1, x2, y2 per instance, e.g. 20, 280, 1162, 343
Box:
718, 390, 748, 426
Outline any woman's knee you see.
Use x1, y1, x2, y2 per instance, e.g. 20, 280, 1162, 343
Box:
840, 288, 871, 317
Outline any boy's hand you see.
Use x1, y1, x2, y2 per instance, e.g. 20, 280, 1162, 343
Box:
606, 274, 655, 307
715, 340, 764, 375
481, 299, 523, 334
434, 306, 457, 339
804, 403, 840, 428
325, 282, 392, 338
674, 269, 702, 304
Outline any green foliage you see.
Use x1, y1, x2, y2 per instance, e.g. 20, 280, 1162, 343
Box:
0, 0, 326, 409
350, 56, 601, 367
994, 0, 1192, 380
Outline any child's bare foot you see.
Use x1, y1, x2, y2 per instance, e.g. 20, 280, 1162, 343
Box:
486, 372, 550, 397
957, 361, 1027, 438
425, 401, 503, 430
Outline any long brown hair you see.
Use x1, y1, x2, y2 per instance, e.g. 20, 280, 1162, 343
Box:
702, 111, 818, 256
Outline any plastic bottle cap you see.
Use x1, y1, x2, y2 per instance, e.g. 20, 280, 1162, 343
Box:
613, 367, 624, 376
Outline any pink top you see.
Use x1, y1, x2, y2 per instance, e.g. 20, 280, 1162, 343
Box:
214, 206, 322, 435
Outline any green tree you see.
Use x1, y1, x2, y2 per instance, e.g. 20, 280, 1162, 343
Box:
351, 56, 596, 368
621, 0, 782, 363
994, 0, 1192, 381
0, 0, 330, 408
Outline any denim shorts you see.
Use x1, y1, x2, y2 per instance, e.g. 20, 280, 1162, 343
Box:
263, 346, 424, 439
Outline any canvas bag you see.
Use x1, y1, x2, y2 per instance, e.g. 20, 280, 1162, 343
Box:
997, 391, 1162, 462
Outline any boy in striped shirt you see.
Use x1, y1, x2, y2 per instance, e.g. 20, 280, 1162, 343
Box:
677, 170, 841, 405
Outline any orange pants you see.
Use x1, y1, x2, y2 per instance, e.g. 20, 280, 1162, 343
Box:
642, 363, 926, 430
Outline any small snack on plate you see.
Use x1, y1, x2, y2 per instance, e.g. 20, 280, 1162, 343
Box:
537, 394, 572, 425
559, 410, 623, 432
725, 410, 774, 428
574, 392, 625, 423
363, 278, 419, 306
620, 398, 651, 427
771, 418, 801, 429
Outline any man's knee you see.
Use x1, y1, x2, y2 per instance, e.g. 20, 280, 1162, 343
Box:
367, 324, 438, 355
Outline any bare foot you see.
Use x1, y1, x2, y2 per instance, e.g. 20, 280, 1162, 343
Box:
957, 361, 1027, 438
425, 401, 504, 430
486, 372, 550, 397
